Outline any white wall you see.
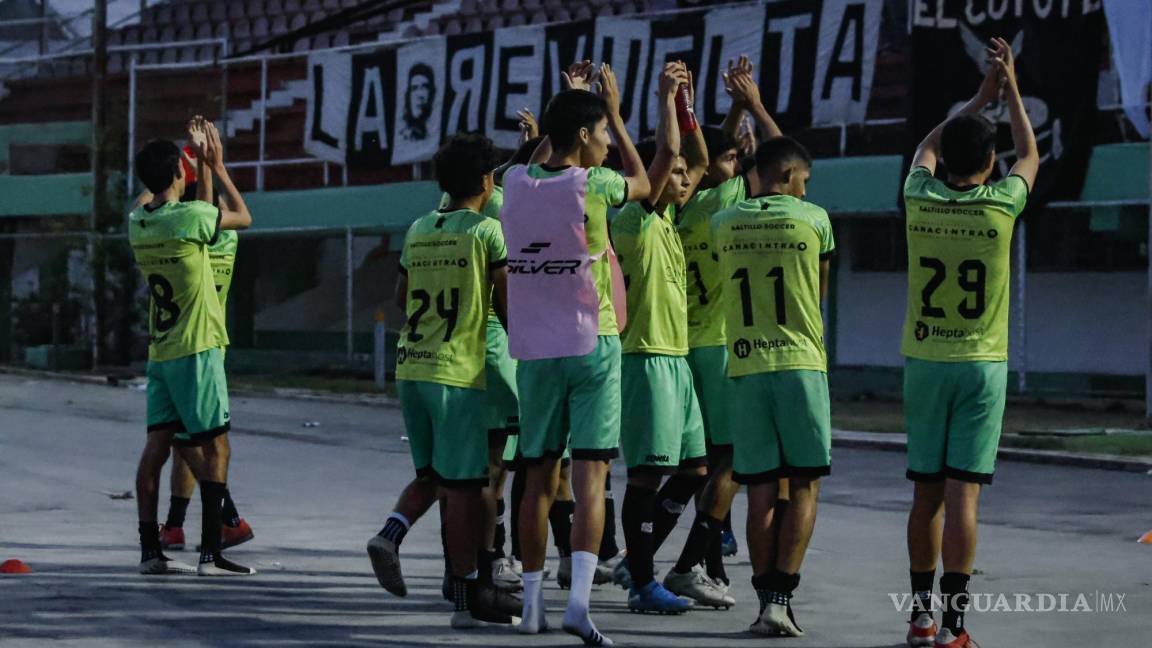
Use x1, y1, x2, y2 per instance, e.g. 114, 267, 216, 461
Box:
833, 226, 1147, 376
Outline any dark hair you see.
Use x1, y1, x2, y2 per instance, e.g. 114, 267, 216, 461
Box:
135, 139, 182, 194
434, 132, 499, 200
754, 136, 812, 173
542, 89, 608, 151
634, 138, 658, 169
702, 126, 738, 159
941, 115, 997, 177
510, 136, 545, 166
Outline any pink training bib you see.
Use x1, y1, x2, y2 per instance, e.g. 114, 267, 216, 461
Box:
502, 165, 626, 360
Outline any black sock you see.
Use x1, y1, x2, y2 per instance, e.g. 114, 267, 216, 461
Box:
704, 525, 728, 584
752, 569, 801, 613
221, 488, 241, 528
378, 515, 409, 546
453, 576, 469, 612
139, 521, 161, 562
598, 474, 619, 560
651, 473, 707, 553
723, 510, 733, 534
164, 497, 190, 528
940, 572, 971, 635
510, 469, 525, 561
674, 513, 722, 574
493, 499, 507, 558
549, 500, 575, 557
910, 569, 936, 621
622, 485, 657, 588
197, 481, 226, 563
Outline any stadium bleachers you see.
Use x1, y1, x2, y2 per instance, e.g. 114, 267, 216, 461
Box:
0, 0, 911, 194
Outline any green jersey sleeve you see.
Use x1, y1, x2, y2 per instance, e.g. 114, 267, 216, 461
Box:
992, 175, 1029, 217
480, 217, 508, 267
588, 167, 628, 208
174, 200, 221, 244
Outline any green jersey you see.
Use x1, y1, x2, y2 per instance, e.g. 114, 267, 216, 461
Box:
676, 176, 748, 348
397, 208, 508, 389
128, 200, 228, 362
440, 186, 504, 319
525, 164, 628, 335
901, 167, 1027, 362
612, 201, 689, 356
208, 229, 238, 311
711, 194, 834, 377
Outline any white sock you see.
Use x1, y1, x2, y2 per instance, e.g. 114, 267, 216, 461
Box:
519, 570, 545, 634
562, 551, 613, 645
565, 551, 597, 617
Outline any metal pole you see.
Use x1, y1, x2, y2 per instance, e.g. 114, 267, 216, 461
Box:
257, 56, 268, 191
1016, 220, 1027, 394
90, 0, 108, 370
345, 226, 354, 365
127, 54, 137, 197
38, 0, 47, 56
1146, 114, 1152, 423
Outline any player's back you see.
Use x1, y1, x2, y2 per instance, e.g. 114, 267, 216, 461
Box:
677, 176, 748, 348
711, 195, 833, 376
397, 208, 504, 389
612, 201, 688, 356
128, 200, 227, 361
901, 167, 1027, 362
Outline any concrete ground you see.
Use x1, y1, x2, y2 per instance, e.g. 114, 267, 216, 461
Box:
0, 373, 1148, 647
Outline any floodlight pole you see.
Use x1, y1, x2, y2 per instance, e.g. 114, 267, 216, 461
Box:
89, 0, 108, 370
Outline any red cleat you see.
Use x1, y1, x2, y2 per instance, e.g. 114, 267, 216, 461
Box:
159, 525, 185, 551
221, 519, 254, 549
935, 628, 980, 648
907, 614, 937, 647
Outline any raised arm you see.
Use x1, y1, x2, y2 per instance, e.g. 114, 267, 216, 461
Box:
194, 121, 252, 230
187, 117, 213, 204
680, 66, 709, 192
645, 62, 686, 203
725, 58, 782, 141
720, 56, 751, 141
911, 40, 1002, 174
599, 63, 650, 202
991, 37, 1038, 188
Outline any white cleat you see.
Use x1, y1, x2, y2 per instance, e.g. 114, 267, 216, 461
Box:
492, 556, 523, 592
139, 556, 197, 575
663, 566, 736, 609
749, 601, 805, 637
197, 556, 256, 576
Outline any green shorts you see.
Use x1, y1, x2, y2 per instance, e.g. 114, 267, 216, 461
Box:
728, 370, 831, 483
686, 345, 734, 447
621, 353, 707, 474
516, 335, 621, 462
904, 358, 1007, 484
485, 317, 520, 435
146, 347, 230, 447
397, 379, 488, 488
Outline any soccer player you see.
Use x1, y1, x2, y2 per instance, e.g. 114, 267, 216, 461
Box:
610, 60, 727, 613
503, 61, 650, 646
901, 38, 1037, 648
367, 133, 520, 628
129, 119, 255, 577
154, 122, 253, 554
671, 57, 783, 587
711, 136, 834, 636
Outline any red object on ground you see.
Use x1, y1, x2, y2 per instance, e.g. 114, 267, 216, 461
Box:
181, 146, 198, 184
0, 559, 32, 574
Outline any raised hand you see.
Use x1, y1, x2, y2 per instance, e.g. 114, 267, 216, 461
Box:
598, 63, 622, 118
517, 108, 539, 142
186, 115, 208, 158
658, 61, 688, 101
201, 120, 226, 172
562, 60, 596, 92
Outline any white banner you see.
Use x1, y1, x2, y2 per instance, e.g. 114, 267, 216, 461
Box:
393, 38, 446, 164
304, 50, 351, 163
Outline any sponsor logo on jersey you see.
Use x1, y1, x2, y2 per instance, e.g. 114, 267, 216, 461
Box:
721, 240, 807, 253
507, 258, 581, 275
914, 321, 985, 342
733, 338, 752, 358
396, 347, 456, 364
734, 336, 808, 357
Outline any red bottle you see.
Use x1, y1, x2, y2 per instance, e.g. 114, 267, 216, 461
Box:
675, 83, 698, 133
